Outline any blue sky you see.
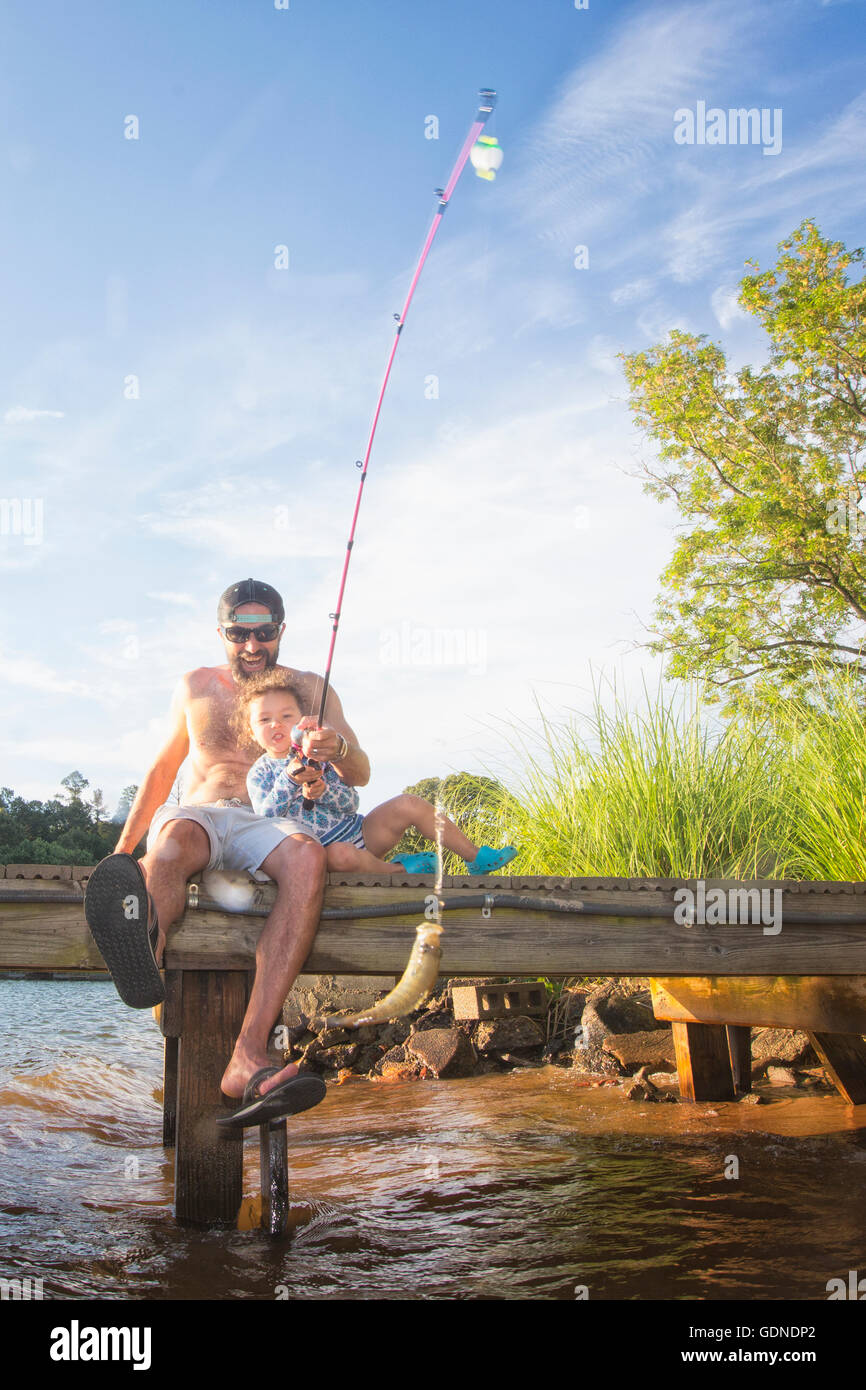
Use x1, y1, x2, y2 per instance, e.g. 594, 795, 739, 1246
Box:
1, 0, 864, 820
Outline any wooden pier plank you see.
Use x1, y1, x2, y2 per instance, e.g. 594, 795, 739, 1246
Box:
4, 864, 72, 880
168, 906, 866, 976
4, 885, 866, 974
4, 875, 866, 981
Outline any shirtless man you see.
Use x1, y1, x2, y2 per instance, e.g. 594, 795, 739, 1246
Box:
84, 577, 369, 1127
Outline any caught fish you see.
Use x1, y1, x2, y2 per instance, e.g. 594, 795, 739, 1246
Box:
326, 919, 443, 1028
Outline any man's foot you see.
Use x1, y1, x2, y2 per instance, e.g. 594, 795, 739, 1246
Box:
465, 845, 518, 875
221, 1054, 300, 1101
84, 853, 165, 1008
216, 1067, 326, 1131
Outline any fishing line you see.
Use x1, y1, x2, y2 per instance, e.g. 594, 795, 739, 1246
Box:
295, 89, 501, 764
285, 89, 504, 1022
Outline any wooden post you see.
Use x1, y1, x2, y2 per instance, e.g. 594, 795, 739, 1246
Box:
808, 1032, 866, 1105
175, 970, 249, 1227
671, 1021, 736, 1102
726, 1025, 752, 1094
259, 1122, 290, 1237
159, 970, 183, 1149
162, 1037, 179, 1147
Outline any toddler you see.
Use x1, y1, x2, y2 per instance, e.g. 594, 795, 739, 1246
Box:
238, 670, 517, 876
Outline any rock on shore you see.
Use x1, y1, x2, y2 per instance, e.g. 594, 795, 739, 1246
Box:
279, 977, 836, 1094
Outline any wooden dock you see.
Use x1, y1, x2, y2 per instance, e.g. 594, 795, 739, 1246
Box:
3, 863, 866, 1230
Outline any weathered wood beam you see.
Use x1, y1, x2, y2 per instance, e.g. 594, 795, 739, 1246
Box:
807, 1032, 866, 1105
162, 1037, 178, 1148
4, 876, 866, 976
651, 975, 866, 1032
175, 970, 248, 1227
259, 1122, 289, 1238
726, 1025, 752, 1094
672, 1021, 737, 1102
166, 906, 866, 975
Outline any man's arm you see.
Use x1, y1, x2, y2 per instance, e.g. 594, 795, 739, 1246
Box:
114, 679, 191, 853
300, 680, 370, 787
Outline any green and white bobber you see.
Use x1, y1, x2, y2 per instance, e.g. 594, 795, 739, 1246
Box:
470, 134, 503, 181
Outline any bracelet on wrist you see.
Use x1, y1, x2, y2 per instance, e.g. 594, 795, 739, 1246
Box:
333, 734, 349, 762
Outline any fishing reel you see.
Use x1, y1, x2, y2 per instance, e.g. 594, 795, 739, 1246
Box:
290, 724, 326, 812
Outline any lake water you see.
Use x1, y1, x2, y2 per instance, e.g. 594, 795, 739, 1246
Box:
2, 979, 866, 1303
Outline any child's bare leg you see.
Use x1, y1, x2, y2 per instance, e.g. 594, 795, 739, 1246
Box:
362, 794, 478, 860
325, 841, 406, 875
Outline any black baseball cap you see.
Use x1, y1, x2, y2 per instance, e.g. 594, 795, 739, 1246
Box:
218, 578, 285, 625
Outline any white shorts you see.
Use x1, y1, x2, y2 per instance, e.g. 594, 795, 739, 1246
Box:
146, 801, 311, 878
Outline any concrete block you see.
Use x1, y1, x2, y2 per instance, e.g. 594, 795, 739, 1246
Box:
451, 980, 548, 1020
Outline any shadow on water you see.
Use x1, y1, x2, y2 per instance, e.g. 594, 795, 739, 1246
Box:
2, 980, 866, 1300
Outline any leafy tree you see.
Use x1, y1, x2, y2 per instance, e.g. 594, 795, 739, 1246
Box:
113, 784, 139, 824
61, 771, 89, 803
0, 781, 128, 865
622, 220, 866, 709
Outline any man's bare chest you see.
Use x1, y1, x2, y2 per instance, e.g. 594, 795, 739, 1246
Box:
187, 692, 251, 758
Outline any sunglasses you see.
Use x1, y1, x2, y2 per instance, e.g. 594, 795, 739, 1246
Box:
222, 624, 281, 643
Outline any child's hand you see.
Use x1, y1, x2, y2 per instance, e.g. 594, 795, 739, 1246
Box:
287, 757, 322, 788
304, 774, 327, 800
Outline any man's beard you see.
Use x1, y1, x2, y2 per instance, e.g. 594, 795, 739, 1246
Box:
230, 645, 280, 681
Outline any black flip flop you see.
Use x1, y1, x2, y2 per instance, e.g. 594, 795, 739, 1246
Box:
84, 853, 165, 1008
216, 1067, 327, 1132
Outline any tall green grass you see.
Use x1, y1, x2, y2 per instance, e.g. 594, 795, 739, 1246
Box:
769, 680, 866, 880
455, 675, 866, 881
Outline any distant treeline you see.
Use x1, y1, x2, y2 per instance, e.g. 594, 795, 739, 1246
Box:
0, 775, 138, 866
0, 770, 504, 868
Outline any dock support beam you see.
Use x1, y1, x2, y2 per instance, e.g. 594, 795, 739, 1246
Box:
175, 970, 248, 1227
726, 1025, 752, 1094
808, 1032, 866, 1105
259, 1121, 290, 1237
671, 1021, 736, 1102
162, 1037, 179, 1147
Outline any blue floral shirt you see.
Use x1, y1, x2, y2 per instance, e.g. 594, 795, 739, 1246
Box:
247, 754, 360, 836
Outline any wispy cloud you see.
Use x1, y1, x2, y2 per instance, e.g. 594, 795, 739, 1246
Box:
145, 590, 197, 607
0, 655, 95, 699
140, 478, 345, 559
611, 278, 655, 306
4, 406, 65, 424
506, 0, 865, 294
514, 1, 749, 253
711, 284, 750, 329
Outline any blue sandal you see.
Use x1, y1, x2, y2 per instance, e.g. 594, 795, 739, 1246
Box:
465, 846, 517, 875
388, 853, 437, 874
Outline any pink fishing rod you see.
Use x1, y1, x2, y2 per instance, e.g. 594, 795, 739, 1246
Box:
312, 88, 498, 732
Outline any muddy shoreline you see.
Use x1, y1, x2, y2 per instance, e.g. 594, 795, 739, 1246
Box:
281, 976, 836, 1100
